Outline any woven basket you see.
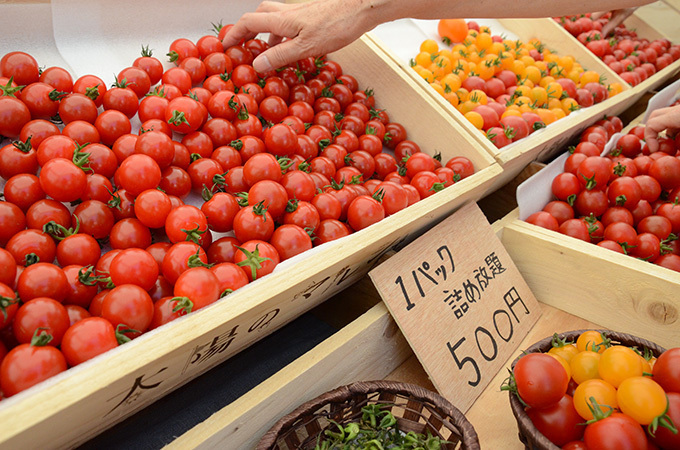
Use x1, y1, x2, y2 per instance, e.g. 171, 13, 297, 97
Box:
508, 329, 667, 450
257, 380, 480, 450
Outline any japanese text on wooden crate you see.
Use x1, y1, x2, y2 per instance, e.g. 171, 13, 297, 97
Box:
369, 202, 541, 412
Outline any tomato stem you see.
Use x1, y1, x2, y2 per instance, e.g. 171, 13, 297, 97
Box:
235, 244, 272, 281
30, 328, 53, 347
171, 297, 193, 314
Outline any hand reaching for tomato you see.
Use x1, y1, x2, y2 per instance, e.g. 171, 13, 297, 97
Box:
591, 8, 637, 37
645, 104, 680, 153
223, 0, 655, 73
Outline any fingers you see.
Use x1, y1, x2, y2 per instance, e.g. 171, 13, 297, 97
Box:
253, 38, 306, 73
645, 105, 680, 152
222, 2, 292, 50
601, 8, 636, 36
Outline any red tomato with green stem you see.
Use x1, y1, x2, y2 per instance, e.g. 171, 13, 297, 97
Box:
0, 282, 19, 330
101, 284, 154, 338
161, 241, 208, 285
149, 296, 193, 330
173, 267, 221, 311
270, 224, 313, 261
165, 205, 209, 245
233, 240, 280, 281
60, 316, 119, 366
62, 265, 100, 308
13, 297, 70, 346
512, 352, 569, 409
0, 330, 67, 397
550, 172, 582, 205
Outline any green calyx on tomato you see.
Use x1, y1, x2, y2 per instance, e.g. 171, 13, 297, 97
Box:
167, 109, 189, 127
428, 182, 446, 193
235, 192, 249, 208
48, 89, 68, 102
166, 50, 179, 63
585, 396, 615, 424
11, 136, 32, 153
647, 397, 678, 437
500, 369, 528, 407
72, 144, 94, 173
550, 332, 574, 349
0, 76, 24, 97
43, 215, 81, 241
285, 199, 299, 213
171, 296, 194, 315
115, 324, 139, 345
277, 156, 293, 172
24, 252, 40, 267
235, 244, 272, 281
78, 265, 105, 287
111, 75, 130, 89
251, 200, 269, 220
0, 294, 18, 321
30, 328, 53, 347
180, 223, 208, 245
187, 249, 214, 269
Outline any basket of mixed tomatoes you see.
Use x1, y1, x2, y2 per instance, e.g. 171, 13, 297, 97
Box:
504, 329, 679, 449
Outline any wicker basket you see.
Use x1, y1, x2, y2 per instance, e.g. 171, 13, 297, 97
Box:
508, 329, 667, 450
257, 380, 480, 450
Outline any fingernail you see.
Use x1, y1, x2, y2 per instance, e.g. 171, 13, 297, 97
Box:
253, 54, 273, 73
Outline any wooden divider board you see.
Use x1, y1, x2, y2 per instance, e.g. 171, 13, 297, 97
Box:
164, 302, 413, 450
501, 218, 680, 349
369, 202, 541, 412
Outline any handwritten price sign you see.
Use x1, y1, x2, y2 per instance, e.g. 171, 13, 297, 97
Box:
369, 202, 541, 412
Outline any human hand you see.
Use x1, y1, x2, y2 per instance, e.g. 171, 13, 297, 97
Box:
591, 8, 637, 37
222, 0, 373, 73
644, 104, 680, 152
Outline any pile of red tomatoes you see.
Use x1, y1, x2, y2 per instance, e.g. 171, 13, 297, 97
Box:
508, 331, 680, 449
556, 13, 680, 86
526, 114, 680, 272
0, 26, 475, 398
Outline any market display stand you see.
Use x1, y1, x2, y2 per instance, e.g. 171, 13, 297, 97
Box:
167, 215, 601, 450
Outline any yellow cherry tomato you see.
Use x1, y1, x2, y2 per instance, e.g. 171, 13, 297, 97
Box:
617, 376, 668, 425
420, 39, 439, 54
548, 343, 579, 363
464, 111, 484, 130
570, 350, 601, 384
573, 379, 618, 420
577, 331, 608, 353
598, 345, 643, 388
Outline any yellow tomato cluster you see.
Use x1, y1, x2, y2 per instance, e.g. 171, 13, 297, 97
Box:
411, 25, 625, 131
548, 331, 668, 426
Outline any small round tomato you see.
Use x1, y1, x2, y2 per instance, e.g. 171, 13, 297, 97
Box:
101, 284, 154, 337
514, 353, 569, 409
13, 297, 70, 346
270, 224, 313, 261
60, 316, 118, 366
0, 331, 67, 397
617, 376, 668, 426
573, 378, 619, 420
526, 394, 585, 447
17, 263, 68, 303
583, 412, 647, 450
109, 248, 159, 292
233, 240, 280, 281
598, 345, 643, 388
652, 347, 680, 393
173, 267, 220, 310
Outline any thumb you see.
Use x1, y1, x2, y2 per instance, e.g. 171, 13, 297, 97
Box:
252, 39, 304, 73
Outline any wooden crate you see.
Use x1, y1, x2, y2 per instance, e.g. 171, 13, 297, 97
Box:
166, 216, 605, 450
499, 209, 679, 350
0, 33, 502, 449
366, 18, 640, 192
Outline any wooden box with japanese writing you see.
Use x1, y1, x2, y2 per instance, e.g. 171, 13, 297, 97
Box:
0, 3, 504, 448
366, 17, 648, 186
